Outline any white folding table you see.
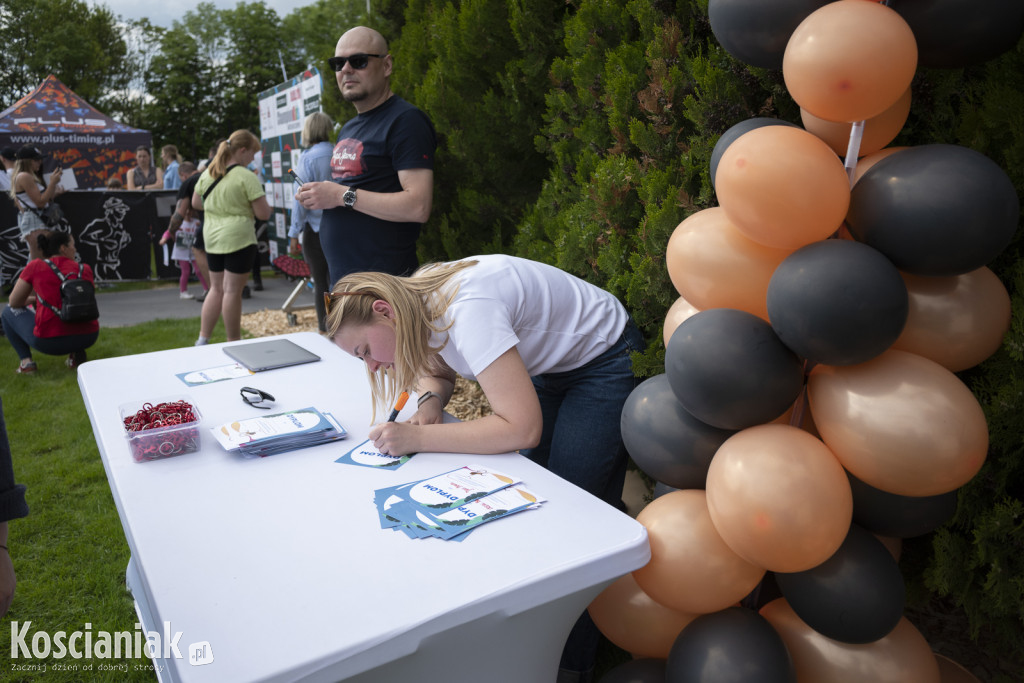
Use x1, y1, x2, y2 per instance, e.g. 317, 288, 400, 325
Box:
78, 332, 649, 682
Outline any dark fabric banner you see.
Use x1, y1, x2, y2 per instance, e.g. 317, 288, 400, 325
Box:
0, 190, 179, 287
0, 75, 152, 189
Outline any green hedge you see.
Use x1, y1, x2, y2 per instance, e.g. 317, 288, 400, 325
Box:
399, 0, 1024, 661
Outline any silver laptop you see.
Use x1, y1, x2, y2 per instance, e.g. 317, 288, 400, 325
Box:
223, 339, 321, 372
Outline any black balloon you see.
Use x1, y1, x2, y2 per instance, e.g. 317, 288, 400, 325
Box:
665, 309, 804, 431
848, 471, 957, 538
666, 607, 795, 683
621, 375, 735, 490
708, 0, 830, 69
710, 118, 799, 188
847, 144, 1019, 277
775, 524, 905, 644
653, 481, 679, 500
767, 240, 908, 366
891, 0, 1024, 68
599, 658, 667, 683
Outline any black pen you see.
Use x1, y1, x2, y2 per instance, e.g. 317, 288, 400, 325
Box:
388, 391, 410, 422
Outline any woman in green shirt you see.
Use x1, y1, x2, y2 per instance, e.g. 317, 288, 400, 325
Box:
192, 130, 271, 344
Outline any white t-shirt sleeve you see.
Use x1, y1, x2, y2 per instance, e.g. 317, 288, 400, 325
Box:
433, 254, 629, 380
442, 298, 520, 379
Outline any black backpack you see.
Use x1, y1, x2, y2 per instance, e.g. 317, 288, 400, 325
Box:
38, 259, 99, 323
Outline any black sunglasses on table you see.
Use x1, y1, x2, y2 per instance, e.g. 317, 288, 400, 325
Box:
240, 386, 275, 409
328, 53, 384, 72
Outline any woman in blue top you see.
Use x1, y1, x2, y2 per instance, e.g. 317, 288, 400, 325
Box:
288, 112, 335, 331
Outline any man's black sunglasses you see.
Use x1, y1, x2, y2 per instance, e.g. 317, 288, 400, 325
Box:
328, 53, 384, 72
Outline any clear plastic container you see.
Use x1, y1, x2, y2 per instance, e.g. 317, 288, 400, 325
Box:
120, 396, 203, 463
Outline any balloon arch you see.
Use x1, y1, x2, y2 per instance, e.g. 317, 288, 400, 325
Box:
599, 1, 1022, 681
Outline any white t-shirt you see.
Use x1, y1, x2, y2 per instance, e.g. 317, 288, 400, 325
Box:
429, 255, 630, 380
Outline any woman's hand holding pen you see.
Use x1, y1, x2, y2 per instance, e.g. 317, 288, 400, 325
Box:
371, 392, 414, 455
369, 422, 418, 456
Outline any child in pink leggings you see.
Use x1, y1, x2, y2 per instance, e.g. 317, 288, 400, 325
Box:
160, 218, 208, 299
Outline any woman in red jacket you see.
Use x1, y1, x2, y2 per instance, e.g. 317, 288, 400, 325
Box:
2, 230, 99, 373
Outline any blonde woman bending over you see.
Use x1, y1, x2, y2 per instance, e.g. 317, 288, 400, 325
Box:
325, 254, 644, 679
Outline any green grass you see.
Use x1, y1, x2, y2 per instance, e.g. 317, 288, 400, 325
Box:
0, 317, 222, 681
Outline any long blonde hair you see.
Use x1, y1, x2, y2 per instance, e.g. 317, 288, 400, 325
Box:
208, 129, 260, 179
325, 260, 478, 420
8, 159, 40, 201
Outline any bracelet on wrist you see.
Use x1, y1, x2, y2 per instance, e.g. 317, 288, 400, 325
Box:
0, 545, 8, 553
417, 391, 442, 408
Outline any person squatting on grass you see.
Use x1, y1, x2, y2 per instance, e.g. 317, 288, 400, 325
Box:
324, 253, 645, 682
2, 230, 99, 373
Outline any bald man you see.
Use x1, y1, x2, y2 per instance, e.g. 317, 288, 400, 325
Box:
295, 26, 436, 283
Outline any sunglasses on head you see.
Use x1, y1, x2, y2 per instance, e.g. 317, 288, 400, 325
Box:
324, 290, 370, 317
328, 53, 384, 72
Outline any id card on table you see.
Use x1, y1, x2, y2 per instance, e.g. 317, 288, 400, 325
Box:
177, 363, 253, 386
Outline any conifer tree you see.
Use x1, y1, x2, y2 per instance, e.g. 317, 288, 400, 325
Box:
397, 0, 568, 260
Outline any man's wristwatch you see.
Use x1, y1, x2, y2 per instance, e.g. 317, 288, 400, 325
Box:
342, 187, 357, 208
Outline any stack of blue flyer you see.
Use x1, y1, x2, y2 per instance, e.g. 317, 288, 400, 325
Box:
210, 407, 347, 457
374, 464, 545, 541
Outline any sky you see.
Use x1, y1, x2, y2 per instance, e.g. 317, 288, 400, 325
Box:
88, 0, 317, 28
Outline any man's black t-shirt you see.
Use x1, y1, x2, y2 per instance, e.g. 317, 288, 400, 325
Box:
318, 95, 436, 282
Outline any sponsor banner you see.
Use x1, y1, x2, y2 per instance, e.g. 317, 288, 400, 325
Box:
0, 190, 179, 286
257, 69, 324, 262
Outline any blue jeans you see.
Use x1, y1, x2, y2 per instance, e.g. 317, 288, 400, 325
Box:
522, 318, 645, 507
521, 318, 646, 676
1, 305, 98, 361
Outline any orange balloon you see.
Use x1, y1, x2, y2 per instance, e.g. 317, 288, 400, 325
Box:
665, 207, 792, 320
705, 424, 852, 572
891, 268, 1011, 372
808, 350, 989, 497
935, 654, 982, 683
760, 598, 941, 683
588, 573, 697, 659
659, 294, 700, 348
784, 1, 917, 123
802, 87, 911, 158
716, 126, 850, 250
664, 295, 700, 347
851, 146, 909, 185
633, 490, 765, 615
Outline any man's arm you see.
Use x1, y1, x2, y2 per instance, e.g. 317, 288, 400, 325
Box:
166, 197, 190, 236
295, 167, 434, 224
